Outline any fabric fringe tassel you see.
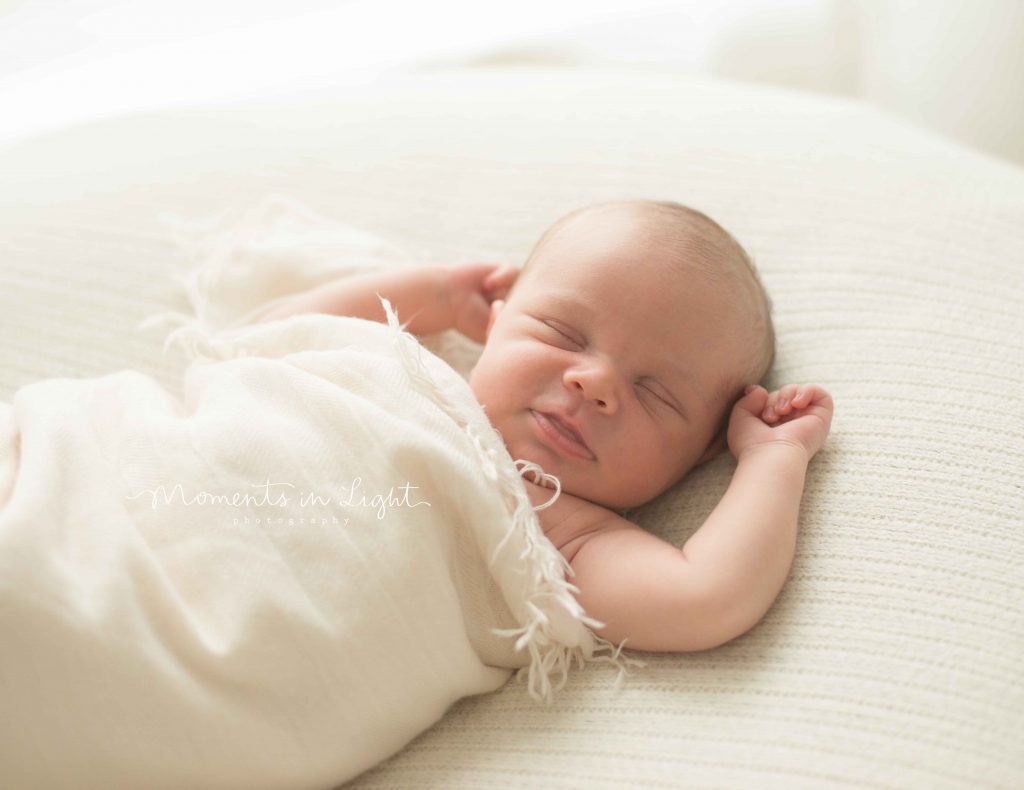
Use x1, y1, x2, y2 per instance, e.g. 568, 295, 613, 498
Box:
379, 297, 646, 704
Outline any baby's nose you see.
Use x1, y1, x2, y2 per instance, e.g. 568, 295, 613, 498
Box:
565, 365, 618, 412
569, 379, 606, 408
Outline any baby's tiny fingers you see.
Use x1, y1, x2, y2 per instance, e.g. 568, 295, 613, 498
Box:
738, 384, 769, 415
484, 264, 518, 289
781, 383, 803, 406
789, 386, 809, 408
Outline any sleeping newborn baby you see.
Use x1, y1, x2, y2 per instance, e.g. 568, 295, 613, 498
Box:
259, 199, 834, 653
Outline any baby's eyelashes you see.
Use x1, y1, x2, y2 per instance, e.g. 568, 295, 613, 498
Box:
638, 381, 673, 410
542, 320, 585, 348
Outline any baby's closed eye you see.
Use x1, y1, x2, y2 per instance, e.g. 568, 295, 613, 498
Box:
636, 380, 677, 412
541, 320, 585, 349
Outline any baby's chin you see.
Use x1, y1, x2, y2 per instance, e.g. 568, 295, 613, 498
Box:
518, 458, 635, 512
553, 466, 670, 512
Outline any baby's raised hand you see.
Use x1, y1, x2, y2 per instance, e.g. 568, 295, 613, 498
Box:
445, 263, 519, 343
727, 384, 834, 462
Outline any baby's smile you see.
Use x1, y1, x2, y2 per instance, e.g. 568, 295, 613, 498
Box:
529, 409, 596, 461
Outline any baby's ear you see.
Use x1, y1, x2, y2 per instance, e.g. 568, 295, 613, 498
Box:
485, 299, 505, 340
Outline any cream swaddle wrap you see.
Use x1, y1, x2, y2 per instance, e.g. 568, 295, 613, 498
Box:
0, 198, 638, 789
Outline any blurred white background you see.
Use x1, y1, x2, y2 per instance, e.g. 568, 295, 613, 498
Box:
1, 0, 1022, 165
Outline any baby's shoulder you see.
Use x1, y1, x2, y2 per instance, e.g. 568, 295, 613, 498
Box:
523, 480, 637, 564
525, 479, 702, 651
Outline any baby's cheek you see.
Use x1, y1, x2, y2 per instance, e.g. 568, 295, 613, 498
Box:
658, 434, 700, 479
469, 349, 510, 399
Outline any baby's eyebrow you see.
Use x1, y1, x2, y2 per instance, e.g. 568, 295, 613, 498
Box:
541, 291, 594, 317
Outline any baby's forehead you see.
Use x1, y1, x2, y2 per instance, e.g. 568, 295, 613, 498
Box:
536, 211, 730, 280
545, 204, 670, 250
521, 245, 718, 304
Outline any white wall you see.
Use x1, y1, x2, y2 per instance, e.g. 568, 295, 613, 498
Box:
856, 0, 1024, 166
1, 0, 1022, 165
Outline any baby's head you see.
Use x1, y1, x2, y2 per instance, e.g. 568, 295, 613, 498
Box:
470, 200, 774, 510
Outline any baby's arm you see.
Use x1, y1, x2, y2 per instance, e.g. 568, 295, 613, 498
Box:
255, 263, 517, 342
550, 384, 833, 652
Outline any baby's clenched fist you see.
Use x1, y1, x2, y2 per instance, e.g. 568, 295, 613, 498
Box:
727, 383, 834, 462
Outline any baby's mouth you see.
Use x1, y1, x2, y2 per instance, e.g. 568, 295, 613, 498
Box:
530, 410, 595, 461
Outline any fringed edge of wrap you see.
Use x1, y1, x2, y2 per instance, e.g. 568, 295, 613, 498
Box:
378, 298, 646, 704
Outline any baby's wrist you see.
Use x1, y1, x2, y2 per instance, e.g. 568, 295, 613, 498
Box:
437, 264, 463, 318
736, 440, 812, 467
404, 265, 457, 332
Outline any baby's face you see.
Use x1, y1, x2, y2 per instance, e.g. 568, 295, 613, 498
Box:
470, 207, 750, 510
